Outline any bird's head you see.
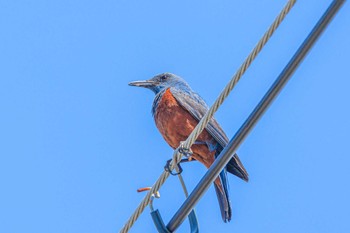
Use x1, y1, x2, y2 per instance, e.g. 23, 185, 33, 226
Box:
129, 73, 189, 94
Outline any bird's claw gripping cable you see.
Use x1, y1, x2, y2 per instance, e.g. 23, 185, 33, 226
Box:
178, 141, 193, 158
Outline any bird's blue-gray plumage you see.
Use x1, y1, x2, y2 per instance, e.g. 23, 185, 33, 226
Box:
129, 72, 249, 222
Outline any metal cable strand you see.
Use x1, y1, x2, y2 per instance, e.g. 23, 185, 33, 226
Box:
176, 166, 189, 198
120, 1, 296, 232
182, 0, 296, 151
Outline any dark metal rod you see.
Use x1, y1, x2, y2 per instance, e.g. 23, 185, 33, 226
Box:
167, 0, 345, 231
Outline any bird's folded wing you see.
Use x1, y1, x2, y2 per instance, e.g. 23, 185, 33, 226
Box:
171, 87, 249, 181
170, 87, 229, 148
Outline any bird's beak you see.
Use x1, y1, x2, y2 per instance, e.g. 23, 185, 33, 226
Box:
128, 80, 157, 88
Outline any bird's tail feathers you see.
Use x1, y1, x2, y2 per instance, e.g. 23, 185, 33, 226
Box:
214, 170, 232, 222
226, 153, 249, 182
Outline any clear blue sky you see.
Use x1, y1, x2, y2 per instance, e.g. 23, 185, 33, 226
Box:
1, 1, 349, 233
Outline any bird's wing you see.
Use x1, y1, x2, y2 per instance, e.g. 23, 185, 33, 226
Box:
170, 87, 229, 148
171, 87, 249, 182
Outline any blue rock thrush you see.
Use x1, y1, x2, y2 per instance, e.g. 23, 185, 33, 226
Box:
129, 73, 248, 222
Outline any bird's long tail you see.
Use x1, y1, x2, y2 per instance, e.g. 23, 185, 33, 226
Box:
214, 169, 232, 222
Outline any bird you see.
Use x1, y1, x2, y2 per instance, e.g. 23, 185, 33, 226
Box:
129, 73, 248, 222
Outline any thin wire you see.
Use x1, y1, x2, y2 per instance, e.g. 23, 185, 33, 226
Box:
176, 166, 189, 198
120, 1, 296, 232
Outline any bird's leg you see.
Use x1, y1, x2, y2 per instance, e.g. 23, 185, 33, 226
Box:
164, 140, 203, 175
165, 140, 208, 175
178, 140, 202, 160
178, 140, 207, 161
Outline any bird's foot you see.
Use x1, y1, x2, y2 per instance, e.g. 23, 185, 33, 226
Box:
178, 141, 193, 158
164, 141, 198, 176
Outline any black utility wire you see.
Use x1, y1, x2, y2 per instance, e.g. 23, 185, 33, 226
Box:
167, 0, 345, 231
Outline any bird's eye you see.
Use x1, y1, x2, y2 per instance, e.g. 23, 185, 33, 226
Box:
160, 75, 167, 81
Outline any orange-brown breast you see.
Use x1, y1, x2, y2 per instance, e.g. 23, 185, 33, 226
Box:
154, 88, 217, 169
